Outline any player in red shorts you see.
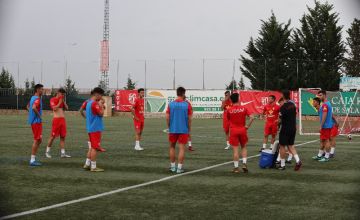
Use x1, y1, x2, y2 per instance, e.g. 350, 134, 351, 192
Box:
45, 88, 71, 158
131, 88, 145, 151
26, 84, 44, 166
260, 95, 280, 152
221, 91, 232, 149
227, 93, 255, 173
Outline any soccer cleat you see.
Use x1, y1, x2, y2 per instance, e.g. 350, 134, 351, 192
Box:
169, 167, 176, 173
329, 153, 335, 158
45, 152, 52, 158
294, 161, 302, 171
83, 164, 91, 170
277, 166, 286, 170
188, 146, 195, 151
242, 163, 248, 173
176, 168, 184, 174
232, 167, 240, 173
61, 153, 71, 158
259, 148, 265, 152
224, 145, 230, 150
30, 161, 42, 166
134, 146, 144, 151
312, 155, 323, 160
97, 147, 107, 152
90, 167, 104, 172
318, 157, 330, 162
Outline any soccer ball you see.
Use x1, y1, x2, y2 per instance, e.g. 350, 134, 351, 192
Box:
347, 134, 352, 141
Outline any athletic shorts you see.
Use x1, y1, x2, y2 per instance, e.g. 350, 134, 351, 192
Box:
169, 133, 189, 144
51, 117, 66, 138
133, 119, 145, 132
330, 125, 339, 138
279, 130, 296, 146
31, 123, 43, 141
320, 128, 331, 140
264, 121, 278, 136
88, 131, 102, 150
223, 116, 230, 133
229, 127, 248, 147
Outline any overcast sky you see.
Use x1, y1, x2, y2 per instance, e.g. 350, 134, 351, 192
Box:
0, 0, 359, 89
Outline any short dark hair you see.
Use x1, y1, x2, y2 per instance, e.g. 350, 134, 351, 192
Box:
58, 88, 66, 94
278, 97, 284, 103
282, 90, 290, 100
230, 93, 239, 103
34, 84, 43, 92
318, 90, 326, 96
138, 88, 144, 93
176, 87, 186, 96
92, 87, 105, 95
225, 91, 230, 95
313, 97, 321, 104
269, 95, 276, 101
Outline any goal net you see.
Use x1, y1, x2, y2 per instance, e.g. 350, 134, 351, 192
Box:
299, 88, 360, 136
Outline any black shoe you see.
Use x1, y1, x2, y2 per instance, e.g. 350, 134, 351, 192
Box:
242, 163, 248, 173
285, 160, 292, 164
259, 148, 265, 152
277, 166, 286, 170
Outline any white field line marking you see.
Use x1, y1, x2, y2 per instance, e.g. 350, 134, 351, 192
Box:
0, 139, 318, 220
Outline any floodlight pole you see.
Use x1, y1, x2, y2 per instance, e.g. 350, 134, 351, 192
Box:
116, 59, 119, 89
144, 60, 147, 90
173, 59, 176, 90
232, 59, 235, 91
202, 58, 205, 90
40, 60, 43, 83
264, 59, 267, 91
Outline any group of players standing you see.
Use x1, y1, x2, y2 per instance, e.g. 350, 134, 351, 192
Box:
26, 84, 337, 173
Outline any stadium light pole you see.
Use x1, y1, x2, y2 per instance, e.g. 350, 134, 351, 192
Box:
116, 59, 119, 89
40, 60, 43, 83
173, 59, 176, 90
296, 59, 299, 87
232, 59, 235, 91
144, 60, 147, 90
202, 58, 205, 90
264, 59, 267, 91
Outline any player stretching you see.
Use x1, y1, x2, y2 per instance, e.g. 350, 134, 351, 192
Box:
221, 91, 232, 149
227, 93, 254, 173
166, 87, 192, 174
45, 88, 71, 158
260, 95, 280, 152
277, 90, 302, 171
83, 87, 106, 172
313, 90, 333, 162
131, 88, 145, 151
27, 84, 44, 166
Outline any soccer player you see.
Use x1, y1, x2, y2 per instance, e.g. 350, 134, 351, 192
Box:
83, 87, 106, 172
26, 84, 44, 166
260, 95, 280, 152
166, 87, 192, 174
131, 88, 145, 151
221, 91, 232, 149
227, 93, 254, 173
313, 90, 334, 162
277, 90, 302, 171
45, 88, 71, 158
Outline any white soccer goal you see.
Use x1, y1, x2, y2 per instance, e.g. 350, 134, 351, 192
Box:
299, 88, 360, 136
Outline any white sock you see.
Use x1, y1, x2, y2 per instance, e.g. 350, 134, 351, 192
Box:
135, 141, 140, 147
91, 161, 96, 169
294, 154, 300, 163
61, 149, 65, 154
234, 161, 239, 168
30, 155, 36, 163
242, 158, 247, 164
276, 153, 281, 162
325, 152, 330, 159
281, 159, 285, 167
262, 143, 267, 149
318, 150, 324, 157
287, 153, 293, 161
85, 158, 91, 166
330, 147, 335, 154
226, 141, 230, 147
188, 141, 192, 147
170, 162, 176, 168
87, 141, 91, 149
46, 147, 51, 153
177, 163, 183, 170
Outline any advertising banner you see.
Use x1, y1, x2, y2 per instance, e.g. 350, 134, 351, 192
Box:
237, 91, 283, 114
340, 77, 360, 91
114, 90, 137, 112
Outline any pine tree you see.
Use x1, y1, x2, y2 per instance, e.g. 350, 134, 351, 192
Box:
293, 0, 345, 90
344, 18, 360, 77
0, 67, 16, 88
123, 74, 136, 90
64, 76, 78, 96
240, 12, 294, 90
225, 79, 238, 91
239, 76, 245, 90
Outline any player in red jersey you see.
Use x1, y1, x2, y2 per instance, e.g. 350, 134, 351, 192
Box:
131, 88, 145, 151
221, 91, 232, 149
260, 95, 281, 152
227, 93, 255, 173
45, 88, 71, 158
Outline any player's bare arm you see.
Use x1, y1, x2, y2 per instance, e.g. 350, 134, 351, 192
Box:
26, 102, 30, 112
245, 115, 255, 129
79, 108, 86, 118
131, 106, 139, 121
166, 112, 170, 128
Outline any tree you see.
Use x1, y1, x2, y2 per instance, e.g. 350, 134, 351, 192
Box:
240, 12, 294, 90
239, 76, 245, 90
23, 78, 35, 95
344, 18, 360, 77
0, 67, 15, 88
123, 74, 136, 90
293, 0, 345, 90
64, 76, 78, 96
225, 79, 238, 91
